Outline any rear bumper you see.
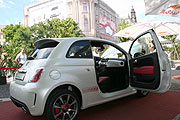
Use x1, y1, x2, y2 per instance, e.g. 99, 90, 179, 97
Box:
10, 81, 47, 116
10, 96, 30, 113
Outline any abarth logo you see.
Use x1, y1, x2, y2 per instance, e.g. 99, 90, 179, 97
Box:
82, 86, 98, 94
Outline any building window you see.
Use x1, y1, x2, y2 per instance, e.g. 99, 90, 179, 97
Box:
83, 3, 87, 12
84, 18, 88, 31
68, 2, 72, 15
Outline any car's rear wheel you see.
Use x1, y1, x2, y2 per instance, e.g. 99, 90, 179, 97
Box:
136, 90, 149, 97
44, 89, 80, 120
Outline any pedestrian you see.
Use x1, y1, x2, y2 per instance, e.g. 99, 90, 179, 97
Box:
93, 47, 100, 57
15, 48, 27, 67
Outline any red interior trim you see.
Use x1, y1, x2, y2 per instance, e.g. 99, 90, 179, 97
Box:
133, 66, 154, 75
99, 76, 109, 83
172, 75, 180, 79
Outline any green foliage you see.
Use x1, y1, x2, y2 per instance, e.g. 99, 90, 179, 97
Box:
177, 43, 180, 53
162, 35, 180, 60
117, 19, 133, 42
162, 45, 170, 52
1, 18, 83, 75
162, 35, 177, 42
2, 25, 34, 74
46, 18, 83, 38
2, 24, 21, 42
30, 18, 83, 41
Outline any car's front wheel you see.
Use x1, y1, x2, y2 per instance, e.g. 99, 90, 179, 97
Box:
44, 89, 80, 120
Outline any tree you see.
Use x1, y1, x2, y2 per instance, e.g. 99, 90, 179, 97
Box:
30, 18, 83, 41
162, 35, 180, 60
162, 45, 170, 52
2, 24, 21, 42
117, 19, 133, 42
177, 43, 180, 55
47, 18, 83, 37
1, 18, 84, 75
1, 24, 33, 74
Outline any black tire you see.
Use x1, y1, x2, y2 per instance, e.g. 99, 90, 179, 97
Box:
136, 90, 149, 97
44, 89, 80, 120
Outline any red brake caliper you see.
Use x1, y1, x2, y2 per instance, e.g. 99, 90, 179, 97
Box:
54, 108, 60, 114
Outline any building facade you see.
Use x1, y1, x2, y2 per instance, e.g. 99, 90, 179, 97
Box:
130, 6, 137, 23
125, 6, 137, 23
0, 26, 5, 45
24, 0, 120, 42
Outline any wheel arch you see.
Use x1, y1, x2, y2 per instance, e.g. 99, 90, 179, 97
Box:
43, 84, 83, 114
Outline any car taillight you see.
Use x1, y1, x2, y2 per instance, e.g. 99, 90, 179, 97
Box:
31, 69, 43, 82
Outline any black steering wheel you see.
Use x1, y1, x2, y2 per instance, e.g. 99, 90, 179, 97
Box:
134, 52, 143, 58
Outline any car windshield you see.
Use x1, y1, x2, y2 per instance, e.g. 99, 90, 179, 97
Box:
29, 47, 54, 60
101, 41, 132, 58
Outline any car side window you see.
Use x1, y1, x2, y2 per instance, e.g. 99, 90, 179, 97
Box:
130, 33, 156, 58
67, 41, 92, 58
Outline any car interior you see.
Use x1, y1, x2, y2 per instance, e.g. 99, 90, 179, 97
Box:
91, 41, 129, 93
91, 33, 161, 93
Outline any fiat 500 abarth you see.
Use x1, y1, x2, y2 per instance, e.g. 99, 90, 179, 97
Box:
10, 29, 171, 120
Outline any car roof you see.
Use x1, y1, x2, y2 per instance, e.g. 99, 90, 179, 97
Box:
39, 37, 111, 42
34, 37, 114, 48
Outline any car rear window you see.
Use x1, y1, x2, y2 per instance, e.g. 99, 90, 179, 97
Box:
29, 47, 54, 60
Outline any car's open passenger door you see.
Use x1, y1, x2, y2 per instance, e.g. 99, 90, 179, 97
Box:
129, 29, 171, 93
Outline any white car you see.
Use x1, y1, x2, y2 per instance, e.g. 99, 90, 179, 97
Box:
10, 29, 171, 120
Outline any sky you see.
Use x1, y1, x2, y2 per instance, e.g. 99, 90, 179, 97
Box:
0, 0, 180, 25
0, 0, 38, 25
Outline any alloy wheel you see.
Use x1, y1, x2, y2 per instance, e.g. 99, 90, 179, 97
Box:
53, 94, 78, 120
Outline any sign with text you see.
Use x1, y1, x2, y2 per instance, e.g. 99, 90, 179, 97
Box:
28, 0, 67, 26
145, 0, 180, 17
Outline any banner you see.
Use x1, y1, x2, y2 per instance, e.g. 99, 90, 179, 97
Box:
99, 14, 115, 38
145, 0, 180, 17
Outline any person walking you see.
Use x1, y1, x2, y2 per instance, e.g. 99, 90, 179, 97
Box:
15, 48, 27, 67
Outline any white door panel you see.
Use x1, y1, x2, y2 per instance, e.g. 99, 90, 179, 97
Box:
129, 29, 171, 92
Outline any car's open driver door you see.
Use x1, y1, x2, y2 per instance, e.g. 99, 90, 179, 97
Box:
129, 29, 171, 93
